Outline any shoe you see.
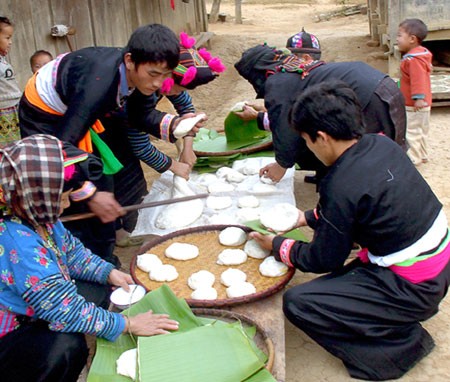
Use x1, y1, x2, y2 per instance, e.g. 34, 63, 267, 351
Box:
304, 175, 318, 184
115, 236, 144, 248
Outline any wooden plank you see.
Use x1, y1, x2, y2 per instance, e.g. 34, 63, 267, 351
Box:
89, 0, 132, 47
50, 0, 95, 51
1, 0, 36, 88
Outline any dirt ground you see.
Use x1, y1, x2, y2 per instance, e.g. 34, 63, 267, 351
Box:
135, 1, 450, 381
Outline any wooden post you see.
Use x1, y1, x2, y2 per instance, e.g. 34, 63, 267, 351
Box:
235, 0, 242, 24
209, 0, 221, 23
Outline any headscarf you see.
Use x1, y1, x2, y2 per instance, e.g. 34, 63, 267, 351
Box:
234, 44, 324, 98
161, 32, 226, 94
0, 135, 64, 226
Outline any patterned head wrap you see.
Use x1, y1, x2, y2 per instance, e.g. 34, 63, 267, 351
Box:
0, 135, 65, 226
235, 44, 323, 98
161, 32, 226, 94
286, 28, 321, 56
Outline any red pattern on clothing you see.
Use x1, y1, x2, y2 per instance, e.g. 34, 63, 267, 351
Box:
279, 239, 295, 267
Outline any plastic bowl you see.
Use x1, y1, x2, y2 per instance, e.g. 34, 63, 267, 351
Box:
110, 284, 146, 310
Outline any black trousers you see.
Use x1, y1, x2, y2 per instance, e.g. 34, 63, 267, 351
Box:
284, 258, 450, 380
0, 281, 110, 381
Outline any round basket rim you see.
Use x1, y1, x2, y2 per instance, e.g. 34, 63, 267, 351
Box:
130, 224, 295, 308
193, 140, 273, 157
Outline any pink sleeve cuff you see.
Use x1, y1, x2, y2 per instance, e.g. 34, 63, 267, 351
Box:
279, 239, 295, 267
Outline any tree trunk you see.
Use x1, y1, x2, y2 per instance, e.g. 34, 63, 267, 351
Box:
209, 0, 221, 23
235, 0, 242, 24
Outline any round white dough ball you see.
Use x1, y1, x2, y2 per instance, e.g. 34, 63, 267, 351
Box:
165, 242, 199, 261
233, 160, 260, 175
149, 264, 179, 282
259, 203, 299, 232
216, 167, 233, 178
259, 256, 289, 277
220, 268, 247, 287
260, 175, 276, 185
237, 195, 260, 208
219, 227, 247, 246
116, 348, 137, 380
136, 253, 163, 272
226, 282, 256, 298
244, 239, 271, 259
217, 249, 248, 265
208, 181, 235, 194
206, 195, 233, 210
236, 208, 260, 223
188, 270, 215, 290
251, 183, 277, 194
190, 286, 218, 300
225, 169, 246, 183
209, 213, 236, 225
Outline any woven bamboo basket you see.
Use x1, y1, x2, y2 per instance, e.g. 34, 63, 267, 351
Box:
193, 140, 273, 157
192, 308, 275, 373
131, 225, 295, 308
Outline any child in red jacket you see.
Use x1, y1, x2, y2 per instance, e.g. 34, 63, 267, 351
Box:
397, 18, 432, 166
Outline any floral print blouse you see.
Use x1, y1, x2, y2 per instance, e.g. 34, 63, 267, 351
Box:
0, 216, 125, 340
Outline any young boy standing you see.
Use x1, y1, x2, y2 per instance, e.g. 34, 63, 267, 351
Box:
397, 18, 432, 165
0, 16, 21, 148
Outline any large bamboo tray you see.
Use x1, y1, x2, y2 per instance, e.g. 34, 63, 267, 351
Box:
131, 225, 295, 308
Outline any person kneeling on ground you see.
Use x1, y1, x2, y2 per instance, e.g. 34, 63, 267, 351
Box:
0, 135, 178, 382
250, 81, 450, 381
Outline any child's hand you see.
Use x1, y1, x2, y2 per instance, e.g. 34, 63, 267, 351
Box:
414, 99, 428, 111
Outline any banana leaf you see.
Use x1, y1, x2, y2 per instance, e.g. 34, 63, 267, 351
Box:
224, 112, 270, 143
88, 285, 202, 382
244, 368, 277, 382
193, 127, 272, 153
245, 220, 309, 242
138, 323, 265, 382
193, 151, 275, 173
88, 285, 274, 382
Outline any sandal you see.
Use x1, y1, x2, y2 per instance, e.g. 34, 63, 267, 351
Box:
115, 236, 144, 248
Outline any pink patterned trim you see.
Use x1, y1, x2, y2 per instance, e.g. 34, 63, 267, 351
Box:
0, 310, 20, 338
279, 239, 295, 267
70, 181, 96, 202
161, 114, 176, 141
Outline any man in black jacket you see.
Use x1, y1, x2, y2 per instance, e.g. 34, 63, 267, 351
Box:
234, 41, 406, 186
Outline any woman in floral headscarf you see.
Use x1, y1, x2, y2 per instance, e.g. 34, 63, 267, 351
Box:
0, 135, 178, 381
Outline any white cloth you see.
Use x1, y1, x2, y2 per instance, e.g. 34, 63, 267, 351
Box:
132, 157, 296, 236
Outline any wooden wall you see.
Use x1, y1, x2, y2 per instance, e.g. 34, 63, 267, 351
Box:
0, 0, 208, 88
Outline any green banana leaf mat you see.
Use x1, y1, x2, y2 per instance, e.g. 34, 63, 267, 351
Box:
87, 285, 276, 382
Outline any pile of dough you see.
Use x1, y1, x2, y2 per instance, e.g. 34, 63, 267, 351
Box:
173, 113, 206, 139
165, 242, 199, 261
149, 264, 179, 282
236, 208, 260, 223
226, 281, 256, 298
259, 256, 289, 277
233, 159, 259, 175
208, 181, 235, 194
217, 249, 248, 265
191, 287, 218, 300
251, 182, 277, 194
219, 227, 247, 246
216, 167, 233, 178
206, 195, 233, 210
188, 270, 215, 290
116, 348, 137, 380
220, 268, 247, 287
260, 175, 276, 185
260, 203, 299, 232
224, 169, 245, 183
209, 213, 236, 225
244, 239, 271, 259
237, 195, 260, 208
155, 176, 204, 230
136, 253, 163, 272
